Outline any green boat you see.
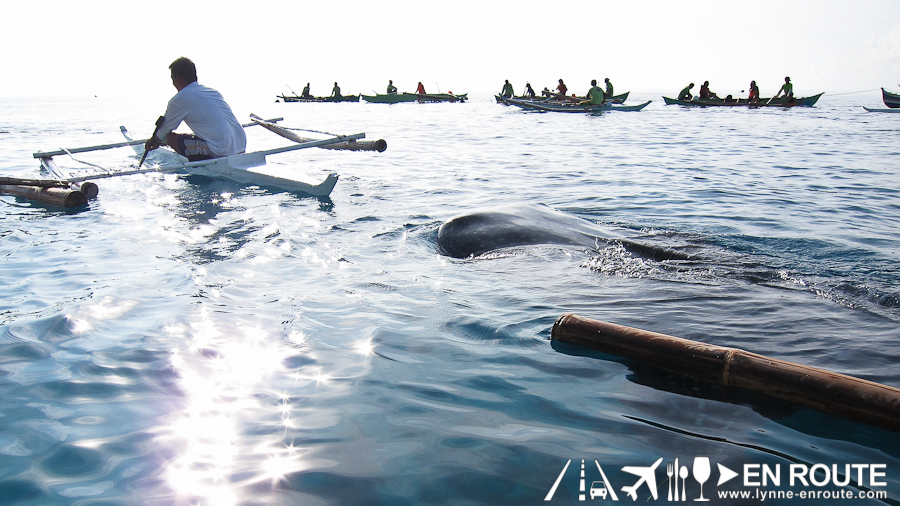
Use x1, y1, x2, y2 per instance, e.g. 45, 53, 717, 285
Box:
362, 92, 468, 104
662, 93, 823, 107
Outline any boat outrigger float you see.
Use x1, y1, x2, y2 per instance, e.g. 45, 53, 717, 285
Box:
6, 116, 386, 207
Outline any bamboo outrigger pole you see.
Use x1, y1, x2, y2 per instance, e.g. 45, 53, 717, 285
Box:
249, 114, 387, 152
551, 313, 900, 432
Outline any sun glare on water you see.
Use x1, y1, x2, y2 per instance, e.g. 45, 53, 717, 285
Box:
153, 304, 376, 504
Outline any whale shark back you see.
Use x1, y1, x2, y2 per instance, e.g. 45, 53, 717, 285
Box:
436, 204, 621, 258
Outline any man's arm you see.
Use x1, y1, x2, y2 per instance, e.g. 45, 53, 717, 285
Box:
155, 99, 187, 141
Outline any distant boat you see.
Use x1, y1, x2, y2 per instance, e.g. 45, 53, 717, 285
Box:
362, 92, 467, 104
495, 91, 630, 104
663, 93, 823, 107
881, 88, 900, 108
277, 94, 360, 103
502, 97, 651, 113
863, 106, 900, 113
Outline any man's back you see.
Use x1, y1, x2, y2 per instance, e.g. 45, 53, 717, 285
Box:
164, 82, 246, 157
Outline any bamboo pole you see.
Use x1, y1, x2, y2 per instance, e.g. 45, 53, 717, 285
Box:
0, 176, 69, 188
0, 185, 88, 208
551, 313, 900, 432
250, 114, 387, 152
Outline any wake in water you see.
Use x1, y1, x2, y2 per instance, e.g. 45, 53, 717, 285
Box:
583, 229, 900, 322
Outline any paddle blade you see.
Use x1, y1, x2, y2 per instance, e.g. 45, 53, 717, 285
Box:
138, 116, 166, 168
137, 148, 150, 168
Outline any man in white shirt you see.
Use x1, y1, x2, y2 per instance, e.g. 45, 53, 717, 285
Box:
145, 57, 246, 161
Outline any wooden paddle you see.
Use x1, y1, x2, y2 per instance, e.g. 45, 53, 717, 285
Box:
138, 116, 165, 168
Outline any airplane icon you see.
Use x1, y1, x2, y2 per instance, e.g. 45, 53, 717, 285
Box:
621, 457, 663, 501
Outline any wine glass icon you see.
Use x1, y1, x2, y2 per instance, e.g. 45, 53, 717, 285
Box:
693, 457, 711, 501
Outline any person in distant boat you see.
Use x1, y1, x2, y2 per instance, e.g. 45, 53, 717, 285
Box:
580, 79, 605, 105
416, 82, 426, 94
500, 80, 515, 98
387, 80, 398, 94
773, 76, 793, 99
748, 80, 760, 104
523, 82, 536, 98
301, 83, 311, 98
604, 78, 614, 100
331, 82, 342, 98
555, 79, 568, 98
541, 87, 553, 97
678, 83, 694, 101
699, 81, 719, 100
144, 57, 246, 162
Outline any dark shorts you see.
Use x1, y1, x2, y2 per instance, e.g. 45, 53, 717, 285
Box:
172, 134, 215, 161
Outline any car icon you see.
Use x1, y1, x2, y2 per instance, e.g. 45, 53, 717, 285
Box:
590, 481, 608, 500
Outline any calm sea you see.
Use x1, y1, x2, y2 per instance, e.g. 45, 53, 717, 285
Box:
1, 92, 898, 505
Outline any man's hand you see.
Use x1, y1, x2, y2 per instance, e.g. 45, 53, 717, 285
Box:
144, 136, 162, 152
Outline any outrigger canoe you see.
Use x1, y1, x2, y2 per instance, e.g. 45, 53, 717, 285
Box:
881, 88, 900, 108
496, 91, 630, 104
502, 97, 651, 112
14, 117, 385, 206
663, 93, 823, 107
277, 94, 360, 103
362, 92, 467, 104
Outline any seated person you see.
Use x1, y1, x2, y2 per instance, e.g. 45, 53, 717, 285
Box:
555, 79, 568, 98
579, 79, 605, 105
523, 82, 536, 98
699, 81, 719, 100
774, 76, 793, 99
678, 83, 694, 101
748, 80, 760, 104
147, 57, 246, 162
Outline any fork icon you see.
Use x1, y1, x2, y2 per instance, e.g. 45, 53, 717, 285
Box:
667, 462, 674, 501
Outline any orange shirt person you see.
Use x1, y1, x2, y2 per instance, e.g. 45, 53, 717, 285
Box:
748, 80, 760, 104
416, 82, 426, 94
555, 79, 568, 97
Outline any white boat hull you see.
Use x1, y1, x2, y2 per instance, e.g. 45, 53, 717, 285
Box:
117, 126, 349, 197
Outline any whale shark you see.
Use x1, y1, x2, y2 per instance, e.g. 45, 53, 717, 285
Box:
435, 204, 695, 261
435, 204, 623, 258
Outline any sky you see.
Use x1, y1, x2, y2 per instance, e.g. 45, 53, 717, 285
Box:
3, 0, 900, 102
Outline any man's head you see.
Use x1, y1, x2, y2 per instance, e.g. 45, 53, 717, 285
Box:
169, 57, 198, 91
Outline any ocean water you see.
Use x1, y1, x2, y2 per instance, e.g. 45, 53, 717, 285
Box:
1, 92, 898, 505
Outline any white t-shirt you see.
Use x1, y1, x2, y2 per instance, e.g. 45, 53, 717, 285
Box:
157, 82, 246, 157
